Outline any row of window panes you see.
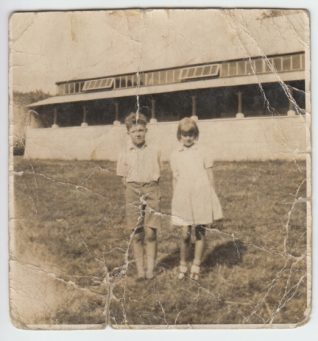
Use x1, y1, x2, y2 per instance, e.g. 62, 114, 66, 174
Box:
220, 53, 304, 77
58, 81, 85, 95
82, 78, 114, 91
60, 69, 186, 91
58, 53, 304, 95
113, 74, 140, 89
180, 65, 220, 80
138, 65, 219, 87
144, 70, 178, 86
110, 70, 179, 88
111, 54, 303, 88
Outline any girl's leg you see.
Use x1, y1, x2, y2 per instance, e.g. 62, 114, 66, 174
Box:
179, 226, 191, 277
132, 227, 145, 279
191, 225, 206, 280
144, 226, 157, 279
193, 225, 206, 265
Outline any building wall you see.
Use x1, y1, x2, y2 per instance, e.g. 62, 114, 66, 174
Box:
24, 115, 308, 161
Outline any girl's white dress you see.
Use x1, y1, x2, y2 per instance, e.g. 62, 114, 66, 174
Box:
170, 143, 223, 226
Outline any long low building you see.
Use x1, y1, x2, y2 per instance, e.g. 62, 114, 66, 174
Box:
25, 11, 309, 161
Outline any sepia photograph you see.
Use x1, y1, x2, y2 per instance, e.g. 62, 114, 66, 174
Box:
9, 8, 310, 328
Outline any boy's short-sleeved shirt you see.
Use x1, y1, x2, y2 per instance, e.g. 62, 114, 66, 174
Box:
116, 141, 160, 183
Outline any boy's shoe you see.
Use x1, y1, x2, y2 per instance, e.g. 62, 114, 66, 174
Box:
178, 264, 188, 280
135, 275, 146, 282
135, 270, 146, 282
190, 264, 200, 281
146, 271, 155, 280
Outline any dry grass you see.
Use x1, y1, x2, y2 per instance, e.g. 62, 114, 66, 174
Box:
13, 157, 308, 326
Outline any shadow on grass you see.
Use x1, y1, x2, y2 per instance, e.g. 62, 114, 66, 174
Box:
158, 240, 247, 271
202, 239, 247, 269
157, 248, 180, 270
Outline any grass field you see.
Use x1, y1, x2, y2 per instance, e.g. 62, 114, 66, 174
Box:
12, 157, 308, 326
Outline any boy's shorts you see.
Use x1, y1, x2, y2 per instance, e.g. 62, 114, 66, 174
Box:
125, 181, 161, 230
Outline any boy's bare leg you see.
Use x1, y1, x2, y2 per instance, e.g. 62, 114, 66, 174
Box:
132, 228, 145, 279
180, 226, 191, 266
145, 226, 157, 279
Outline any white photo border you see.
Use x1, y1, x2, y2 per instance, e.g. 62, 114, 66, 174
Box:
1, 0, 316, 340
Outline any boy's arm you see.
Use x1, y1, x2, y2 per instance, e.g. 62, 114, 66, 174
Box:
158, 149, 164, 174
116, 151, 128, 185
172, 177, 177, 192
169, 150, 178, 190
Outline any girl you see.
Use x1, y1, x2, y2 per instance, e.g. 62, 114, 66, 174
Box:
170, 117, 223, 280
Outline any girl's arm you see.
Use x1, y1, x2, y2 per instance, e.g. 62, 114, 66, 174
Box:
207, 167, 215, 188
172, 176, 177, 191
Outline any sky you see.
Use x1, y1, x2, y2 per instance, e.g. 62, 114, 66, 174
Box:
9, 9, 308, 94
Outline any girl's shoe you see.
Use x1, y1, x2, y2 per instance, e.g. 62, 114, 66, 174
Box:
135, 275, 146, 282
190, 264, 200, 281
135, 270, 146, 282
178, 264, 188, 280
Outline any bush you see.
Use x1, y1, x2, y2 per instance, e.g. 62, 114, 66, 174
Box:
13, 138, 25, 156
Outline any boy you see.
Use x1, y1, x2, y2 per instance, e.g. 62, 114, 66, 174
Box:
117, 112, 161, 280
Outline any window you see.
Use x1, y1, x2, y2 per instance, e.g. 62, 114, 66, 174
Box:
300, 54, 305, 69
70, 83, 76, 93
264, 58, 273, 73
188, 68, 195, 78
162, 71, 168, 84
166, 70, 175, 83
255, 59, 263, 73
152, 72, 161, 85
126, 75, 135, 87
174, 69, 181, 82
120, 76, 126, 88
145, 72, 154, 86
220, 63, 229, 77
137, 73, 144, 86
228, 62, 237, 76
246, 60, 255, 75
82, 78, 114, 91
273, 57, 282, 72
100, 79, 108, 88
237, 61, 246, 75
292, 54, 301, 70
282, 56, 292, 71
180, 64, 220, 80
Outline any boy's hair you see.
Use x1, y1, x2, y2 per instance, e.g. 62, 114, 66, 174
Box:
177, 117, 199, 140
125, 112, 148, 130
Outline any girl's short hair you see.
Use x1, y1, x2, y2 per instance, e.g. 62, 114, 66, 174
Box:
177, 117, 199, 140
125, 112, 148, 130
